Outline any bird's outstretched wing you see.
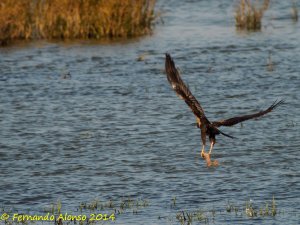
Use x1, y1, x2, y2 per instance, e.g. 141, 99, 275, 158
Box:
165, 53, 209, 123
212, 100, 283, 127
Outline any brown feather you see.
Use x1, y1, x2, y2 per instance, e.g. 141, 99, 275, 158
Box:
165, 53, 209, 124
212, 100, 284, 127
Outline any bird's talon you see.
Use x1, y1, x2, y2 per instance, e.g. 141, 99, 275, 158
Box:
201, 151, 205, 158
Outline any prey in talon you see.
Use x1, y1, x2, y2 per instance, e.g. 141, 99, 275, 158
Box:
164, 53, 283, 167
201, 151, 219, 167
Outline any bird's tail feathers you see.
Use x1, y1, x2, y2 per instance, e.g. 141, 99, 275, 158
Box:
218, 129, 235, 139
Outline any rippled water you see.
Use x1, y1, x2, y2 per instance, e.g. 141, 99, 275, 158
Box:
0, 1, 299, 224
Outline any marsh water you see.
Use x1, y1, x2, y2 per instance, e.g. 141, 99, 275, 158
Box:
0, 1, 299, 224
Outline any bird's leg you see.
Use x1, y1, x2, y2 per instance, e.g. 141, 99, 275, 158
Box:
201, 145, 206, 158
200, 129, 206, 158
198, 119, 207, 158
208, 136, 215, 155
208, 142, 214, 155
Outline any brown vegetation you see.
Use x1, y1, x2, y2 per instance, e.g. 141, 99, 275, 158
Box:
0, 0, 156, 45
235, 0, 270, 31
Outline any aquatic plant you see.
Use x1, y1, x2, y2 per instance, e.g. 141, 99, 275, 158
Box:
226, 201, 239, 215
267, 51, 274, 71
291, 1, 298, 22
172, 197, 279, 224
259, 196, 277, 217
0, 0, 156, 45
79, 199, 100, 211
176, 210, 208, 225
43, 200, 62, 215
235, 0, 270, 31
245, 197, 277, 218
79, 197, 149, 215
171, 196, 177, 207
245, 200, 257, 217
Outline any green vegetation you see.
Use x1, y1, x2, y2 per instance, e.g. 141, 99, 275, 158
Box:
171, 196, 177, 208
246, 196, 277, 217
225, 197, 278, 219
235, 0, 270, 31
0, 196, 291, 225
226, 201, 239, 215
0, 0, 156, 45
50, 200, 62, 214
174, 197, 279, 225
79, 197, 149, 215
176, 210, 209, 225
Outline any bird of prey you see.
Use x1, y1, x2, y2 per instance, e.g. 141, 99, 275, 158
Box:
165, 53, 283, 159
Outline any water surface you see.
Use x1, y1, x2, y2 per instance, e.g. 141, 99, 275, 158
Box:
0, 1, 299, 224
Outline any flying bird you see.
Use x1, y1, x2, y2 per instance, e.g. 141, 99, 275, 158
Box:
165, 53, 283, 160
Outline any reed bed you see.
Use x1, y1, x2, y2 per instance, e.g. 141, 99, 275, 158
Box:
0, 0, 32, 45
235, 0, 270, 31
0, 0, 156, 45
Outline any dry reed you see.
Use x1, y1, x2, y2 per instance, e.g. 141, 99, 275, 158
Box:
0, 0, 156, 45
235, 0, 270, 31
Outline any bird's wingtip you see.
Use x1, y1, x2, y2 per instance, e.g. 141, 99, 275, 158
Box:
165, 53, 171, 59
278, 99, 284, 105
165, 53, 172, 66
272, 99, 284, 109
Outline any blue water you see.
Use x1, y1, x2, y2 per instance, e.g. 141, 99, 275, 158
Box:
0, 1, 299, 224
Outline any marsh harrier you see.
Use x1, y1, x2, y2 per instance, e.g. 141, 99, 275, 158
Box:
165, 53, 283, 162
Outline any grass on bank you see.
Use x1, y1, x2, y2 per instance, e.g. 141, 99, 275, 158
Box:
235, 0, 270, 31
0, 0, 156, 45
